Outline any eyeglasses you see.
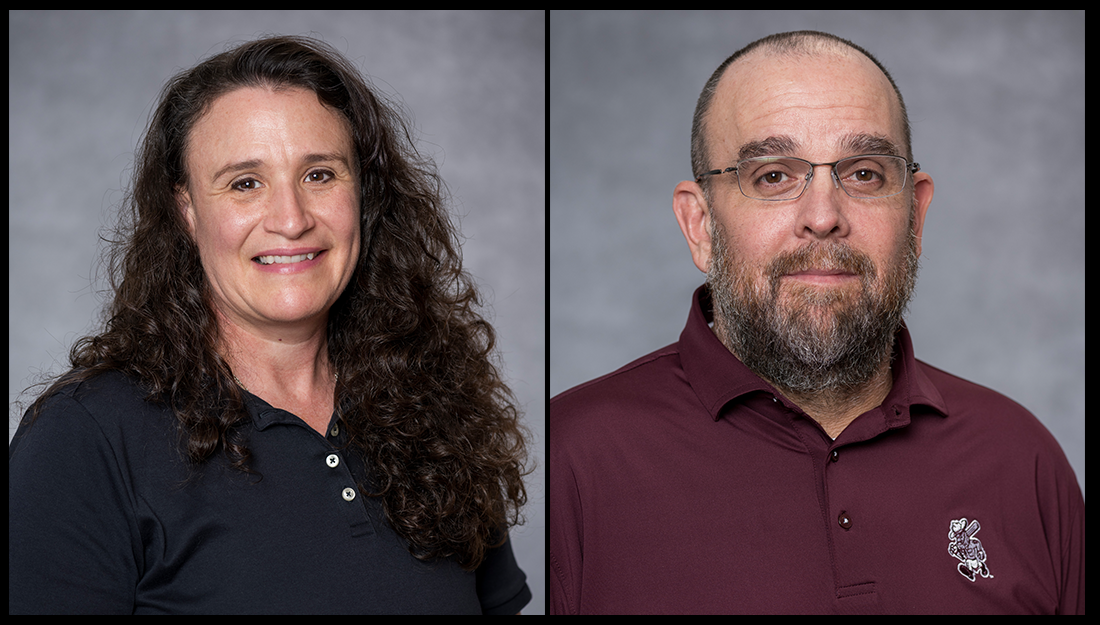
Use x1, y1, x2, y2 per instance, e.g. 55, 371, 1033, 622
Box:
695, 154, 920, 201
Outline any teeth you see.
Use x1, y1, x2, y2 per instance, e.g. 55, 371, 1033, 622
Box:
256, 252, 317, 265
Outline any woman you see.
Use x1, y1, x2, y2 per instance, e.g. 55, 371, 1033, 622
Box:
10, 35, 530, 614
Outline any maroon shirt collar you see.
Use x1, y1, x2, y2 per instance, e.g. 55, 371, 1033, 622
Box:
679, 285, 948, 433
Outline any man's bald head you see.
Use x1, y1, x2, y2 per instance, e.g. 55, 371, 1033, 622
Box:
690, 31, 912, 181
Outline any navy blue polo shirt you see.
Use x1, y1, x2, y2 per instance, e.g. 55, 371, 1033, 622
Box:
9, 370, 531, 614
549, 285, 1084, 614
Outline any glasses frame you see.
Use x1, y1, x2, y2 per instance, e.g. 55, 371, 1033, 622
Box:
695, 154, 920, 201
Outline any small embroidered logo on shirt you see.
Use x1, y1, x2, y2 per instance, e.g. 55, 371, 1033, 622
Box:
947, 517, 993, 582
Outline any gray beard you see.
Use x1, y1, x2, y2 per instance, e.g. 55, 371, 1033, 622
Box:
706, 215, 919, 395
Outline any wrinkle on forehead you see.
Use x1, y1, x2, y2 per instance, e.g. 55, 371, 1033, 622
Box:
708, 49, 904, 164
184, 86, 354, 191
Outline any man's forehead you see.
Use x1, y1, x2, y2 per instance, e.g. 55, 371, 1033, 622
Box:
709, 49, 902, 160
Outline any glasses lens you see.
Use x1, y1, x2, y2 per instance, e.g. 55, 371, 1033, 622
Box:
737, 157, 811, 200
835, 155, 907, 199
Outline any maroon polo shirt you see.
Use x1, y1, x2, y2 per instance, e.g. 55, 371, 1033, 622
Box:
549, 285, 1084, 614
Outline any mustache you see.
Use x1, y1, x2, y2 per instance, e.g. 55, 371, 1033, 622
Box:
766, 242, 876, 283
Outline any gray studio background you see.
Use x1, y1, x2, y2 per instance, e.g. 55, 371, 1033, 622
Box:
9, 10, 545, 613
550, 11, 1084, 497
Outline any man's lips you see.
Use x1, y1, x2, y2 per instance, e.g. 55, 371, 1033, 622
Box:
767, 243, 875, 285
783, 268, 859, 283
787, 269, 856, 277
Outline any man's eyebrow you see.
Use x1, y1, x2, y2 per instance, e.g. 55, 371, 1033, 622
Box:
735, 133, 902, 162
737, 135, 801, 161
211, 152, 349, 183
839, 132, 902, 158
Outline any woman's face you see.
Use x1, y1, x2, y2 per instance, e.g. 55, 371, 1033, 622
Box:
179, 86, 360, 338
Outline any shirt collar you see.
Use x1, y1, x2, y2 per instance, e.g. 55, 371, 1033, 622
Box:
240, 390, 347, 441
241, 392, 309, 432
679, 284, 948, 425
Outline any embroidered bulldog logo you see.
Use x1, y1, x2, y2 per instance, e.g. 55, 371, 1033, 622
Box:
948, 518, 993, 582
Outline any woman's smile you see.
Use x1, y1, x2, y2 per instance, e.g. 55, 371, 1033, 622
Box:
251, 248, 328, 273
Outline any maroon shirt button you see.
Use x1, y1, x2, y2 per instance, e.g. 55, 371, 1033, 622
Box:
838, 511, 852, 530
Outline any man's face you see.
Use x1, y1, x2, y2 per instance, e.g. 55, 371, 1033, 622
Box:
693, 50, 933, 393
178, 86, 361, 338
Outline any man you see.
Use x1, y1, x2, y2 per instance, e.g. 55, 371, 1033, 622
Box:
549, 31, 1084, 614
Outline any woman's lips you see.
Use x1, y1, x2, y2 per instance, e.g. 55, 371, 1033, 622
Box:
255, 251, 317, 265
251, 249, 327, 273
251, 247, 325, 262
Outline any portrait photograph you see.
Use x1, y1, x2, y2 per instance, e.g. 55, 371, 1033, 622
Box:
10, 10, 544, 614
549, 10, 1083, 614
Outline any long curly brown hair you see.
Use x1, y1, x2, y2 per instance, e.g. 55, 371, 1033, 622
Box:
25, 35, 529, 570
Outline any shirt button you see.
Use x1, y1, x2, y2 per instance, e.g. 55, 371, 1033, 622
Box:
831, 450, 839, 463
326, 453, 340, 468
330, 423, 340, 437
342, 487, 356, 501
838, 511, 852, 530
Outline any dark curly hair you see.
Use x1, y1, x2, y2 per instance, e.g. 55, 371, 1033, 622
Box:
25, 35, 529, 570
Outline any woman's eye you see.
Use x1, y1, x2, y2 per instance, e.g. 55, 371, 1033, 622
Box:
230, 170, 332, 192
232, 177, 260, 192
306, 170, 334, 183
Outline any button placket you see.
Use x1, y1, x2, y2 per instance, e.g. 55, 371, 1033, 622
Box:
827, 447, 847, 529
322, 448, 373, 536
324, 454, 356, 502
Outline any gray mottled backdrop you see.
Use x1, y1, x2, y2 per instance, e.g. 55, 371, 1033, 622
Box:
9, 10, 545, 613
550, 11, 1084, 497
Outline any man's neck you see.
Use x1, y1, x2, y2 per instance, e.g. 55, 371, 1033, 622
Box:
708, 302, 898, 440
771, 359, 893, 439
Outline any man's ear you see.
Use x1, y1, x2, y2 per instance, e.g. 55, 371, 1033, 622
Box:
673, 180, 714, 274
910, 172, 934, 259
